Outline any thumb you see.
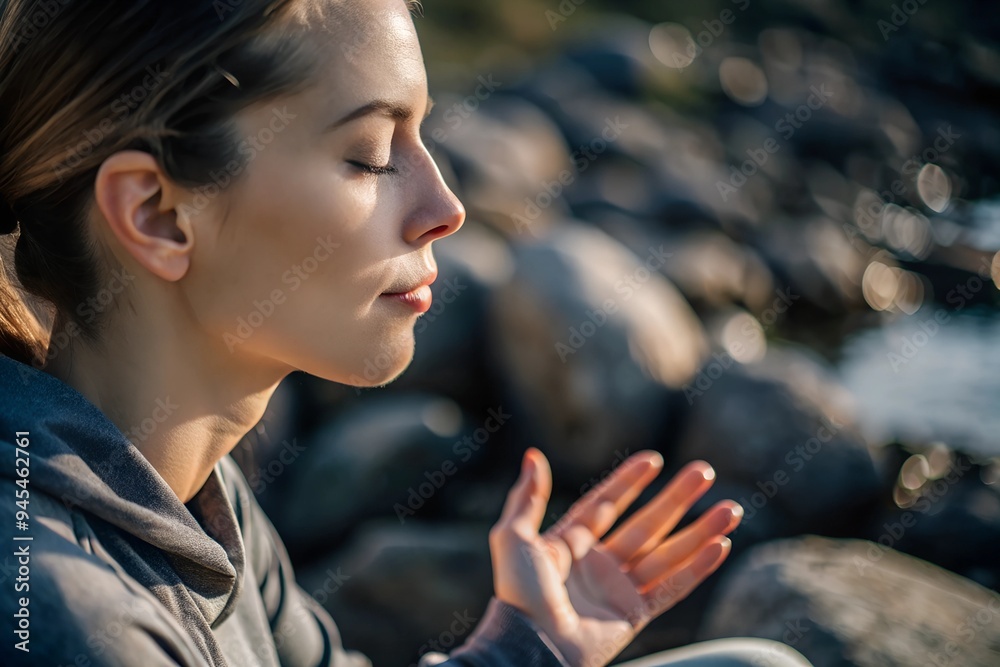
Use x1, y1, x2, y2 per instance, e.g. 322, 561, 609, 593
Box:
498, 448, 552, 534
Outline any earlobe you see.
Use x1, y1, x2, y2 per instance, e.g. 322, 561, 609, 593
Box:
94, 150, 193, 282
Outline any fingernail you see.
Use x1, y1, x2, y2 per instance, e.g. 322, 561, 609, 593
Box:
719, 536, 731, 550
731, 503, 744, 520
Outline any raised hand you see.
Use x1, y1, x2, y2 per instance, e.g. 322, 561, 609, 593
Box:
488, 448, 743, 667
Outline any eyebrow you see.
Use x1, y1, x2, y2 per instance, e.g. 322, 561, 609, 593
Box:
326, 95, 435, 132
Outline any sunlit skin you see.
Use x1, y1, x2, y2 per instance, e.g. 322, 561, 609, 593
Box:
41, 1, 743, 665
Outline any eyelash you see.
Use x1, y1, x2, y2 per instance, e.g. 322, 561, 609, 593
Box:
349, 160, 398, 176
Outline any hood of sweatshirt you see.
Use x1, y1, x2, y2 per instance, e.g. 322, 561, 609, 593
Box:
0, 353, 245, 629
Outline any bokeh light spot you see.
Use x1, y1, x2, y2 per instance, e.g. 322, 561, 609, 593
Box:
720, 57, 768, 106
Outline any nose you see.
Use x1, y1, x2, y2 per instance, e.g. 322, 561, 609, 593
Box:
402, 150, 466, 246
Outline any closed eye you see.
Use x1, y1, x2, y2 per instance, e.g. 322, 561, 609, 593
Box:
348, 160, 398, 176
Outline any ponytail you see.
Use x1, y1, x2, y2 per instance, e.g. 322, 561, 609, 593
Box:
0, 234, 45, 366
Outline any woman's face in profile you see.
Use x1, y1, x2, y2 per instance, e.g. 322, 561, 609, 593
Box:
183, 0, 465, 386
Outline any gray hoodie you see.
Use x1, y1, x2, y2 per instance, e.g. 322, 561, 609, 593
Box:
0, 354, 570, 666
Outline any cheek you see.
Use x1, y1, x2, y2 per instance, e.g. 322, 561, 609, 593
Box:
184, 140, 412, 376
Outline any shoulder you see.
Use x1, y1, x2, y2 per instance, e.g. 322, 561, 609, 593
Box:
0, 478, 203, 666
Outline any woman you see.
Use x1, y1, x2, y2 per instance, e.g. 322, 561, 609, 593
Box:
0, 1, 812, 665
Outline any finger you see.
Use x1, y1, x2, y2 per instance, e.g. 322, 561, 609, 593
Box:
545, 500, 617, 565
602, 460, 716, 565
545, 451, 664, 547
497, 448, 552, 536
634, 537, 731, 629
625, 501, 742, 585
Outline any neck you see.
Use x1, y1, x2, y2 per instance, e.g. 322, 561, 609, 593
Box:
44, 305, 290, 503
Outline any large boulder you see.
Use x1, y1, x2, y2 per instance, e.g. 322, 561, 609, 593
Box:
699, 536, 1000, 667
488, 222, 708, 483
675, 345, 883, 544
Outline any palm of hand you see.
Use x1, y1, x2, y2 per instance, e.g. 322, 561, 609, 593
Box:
491, 449, 741, 667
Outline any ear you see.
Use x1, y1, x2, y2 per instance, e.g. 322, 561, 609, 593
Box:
94, 151, 193, 282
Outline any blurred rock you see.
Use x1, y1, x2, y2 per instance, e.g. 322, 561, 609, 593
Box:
514, 61, 758, 226
755, 215, 868, 317
675, 345, 882, 541
488, 222, 708, 481
561, 15, 662, 98
265, 394, 472, 557
571, 212, 779, 317
864, 450, 1000, 590
231, 375, 301, 491
426, 94, 571, 237
297, 521, 493, 667
658, 231, 776, 314
699, 536, 1000, 667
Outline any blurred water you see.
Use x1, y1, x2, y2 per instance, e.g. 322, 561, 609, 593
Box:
838, 310, 1000, 459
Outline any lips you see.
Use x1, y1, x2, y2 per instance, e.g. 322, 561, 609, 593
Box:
382, 269, 438, 296
380, 269, 437, 313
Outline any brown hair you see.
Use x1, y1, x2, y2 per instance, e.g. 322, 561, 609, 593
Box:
0, 0, 328, 367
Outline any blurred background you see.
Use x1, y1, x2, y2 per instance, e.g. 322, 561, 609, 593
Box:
233, 1, 1000, 665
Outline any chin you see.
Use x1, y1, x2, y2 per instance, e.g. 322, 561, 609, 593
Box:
312, 339, 416, 387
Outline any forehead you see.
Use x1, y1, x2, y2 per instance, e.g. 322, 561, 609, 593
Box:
293, 0, 426, 106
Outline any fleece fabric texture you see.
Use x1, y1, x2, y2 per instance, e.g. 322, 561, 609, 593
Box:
0, 353, 570, 667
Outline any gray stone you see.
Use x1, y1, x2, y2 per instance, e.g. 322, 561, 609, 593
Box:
677, 346, 882, 538
488, 222, 708, 481
699, 536, 1000, 667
